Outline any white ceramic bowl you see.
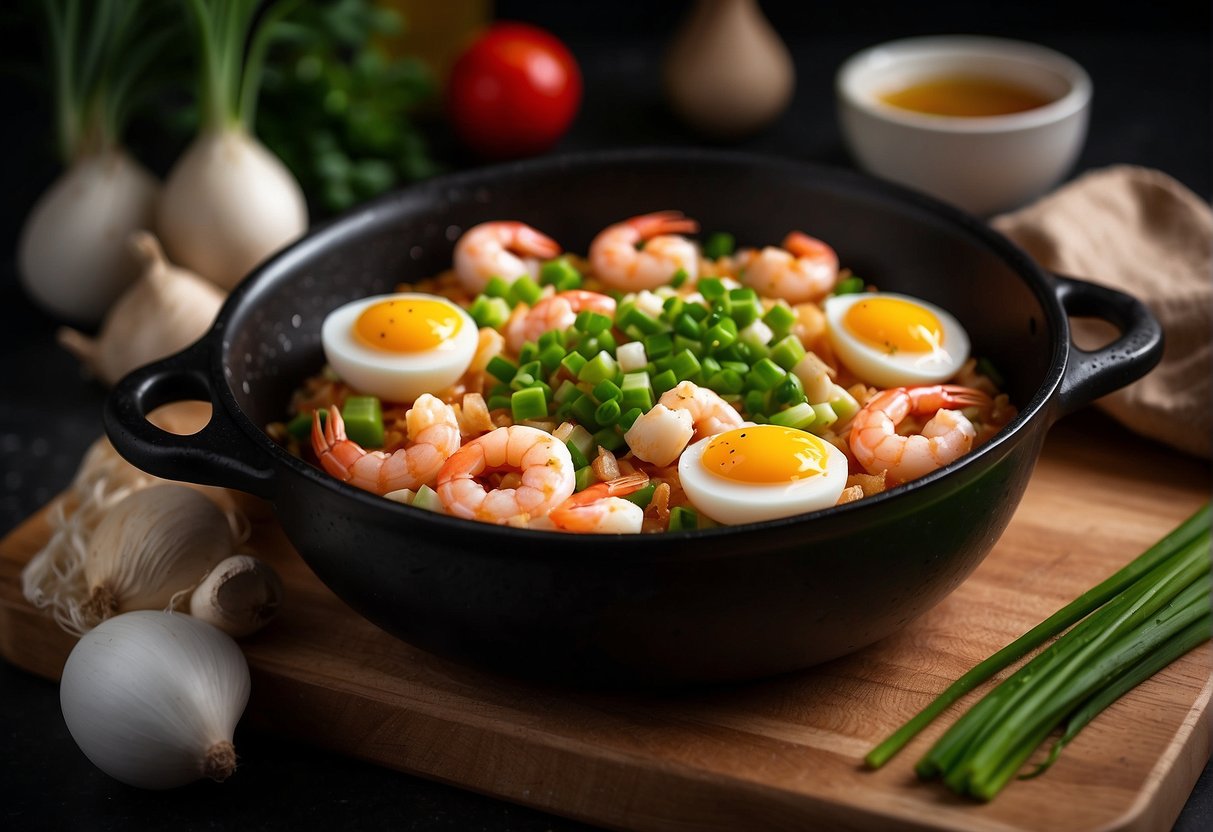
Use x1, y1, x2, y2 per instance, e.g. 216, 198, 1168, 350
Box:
837, 36, 1092, 216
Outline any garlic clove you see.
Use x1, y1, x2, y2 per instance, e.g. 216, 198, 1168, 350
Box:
189, 555, 284, 638
59, 610, 251, 789
57, 231, 225, 386
82, 484, 235, 629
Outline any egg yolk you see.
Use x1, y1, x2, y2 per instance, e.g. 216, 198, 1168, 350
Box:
354, 298, 462, 353
844, 297, 944, 354
701, 425, 831, 484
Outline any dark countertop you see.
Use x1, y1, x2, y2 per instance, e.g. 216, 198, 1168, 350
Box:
2, 2, 1209, 830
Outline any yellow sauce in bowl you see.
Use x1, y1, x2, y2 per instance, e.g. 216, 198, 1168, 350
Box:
880, 76, 1054, 117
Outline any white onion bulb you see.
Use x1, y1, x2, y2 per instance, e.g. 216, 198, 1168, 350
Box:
18, 149, 160, 324
60, 611, 251, 789
157, 128, 307, 290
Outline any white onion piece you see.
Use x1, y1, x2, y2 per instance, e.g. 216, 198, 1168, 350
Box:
60, 610, 251, 789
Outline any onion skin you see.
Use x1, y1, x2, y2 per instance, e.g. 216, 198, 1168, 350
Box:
59, 611, 250, 789
157, 128, 308, 290
18, 149, 160, 325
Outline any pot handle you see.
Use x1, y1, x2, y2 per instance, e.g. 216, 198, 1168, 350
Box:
1052, 273, 1163, 418
104, 340, 277, 499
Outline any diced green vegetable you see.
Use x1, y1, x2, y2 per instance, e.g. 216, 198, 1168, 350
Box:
569, 394, 600, 429
833, 276, 865, 295
507, 275, 543, 306
768, 402, 816, 430
485, 355, 517, 383
698, 277, 726, 300
703, 232, 735, 259
668, 506, 700, 531
510, 386, 548, 421
574, 465, 594, 491
540, 257, 582, 290
749, 358, 787, 390
560, 351, 588, 377
621, 372, 654, 412
644, 332, 674, 359
769, 335, 807, 370
575, 309, 613, 334
565, 439, 590, 469
483, 275, 511, 299
410, 484, 444, 513
468, 295, 512, 329
809, 402, 838, 432
651, 368, 678, 397
762, 302, 797, 339
286, 409, 325, 440
618, 407, 643, 432
578, 351, 619, 385
593, 426, 625, 452
341, 396, 384, 447
594, 398, 622, 426
623, 483, 657, 508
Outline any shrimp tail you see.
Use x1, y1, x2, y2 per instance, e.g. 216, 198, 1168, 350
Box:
312, 406, 367, 482
631, 210, 699, 238
515, 224, 562, 259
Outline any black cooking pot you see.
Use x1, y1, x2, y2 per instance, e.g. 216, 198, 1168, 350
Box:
105, 150, 1161, 686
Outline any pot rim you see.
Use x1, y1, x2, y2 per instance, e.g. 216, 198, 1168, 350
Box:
210, 148, 1069, 544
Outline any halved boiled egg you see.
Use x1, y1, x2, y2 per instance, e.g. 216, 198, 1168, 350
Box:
321, 292, 477, 403
678, 425, 848, 525
823, 292, 970, 387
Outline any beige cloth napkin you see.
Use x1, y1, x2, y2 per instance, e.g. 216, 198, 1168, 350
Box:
992, 165, 1212, 460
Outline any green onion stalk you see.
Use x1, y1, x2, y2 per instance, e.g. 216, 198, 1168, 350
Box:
157, 0, 308, 291
18, 0, 173, 324
866, 504, 1212, 801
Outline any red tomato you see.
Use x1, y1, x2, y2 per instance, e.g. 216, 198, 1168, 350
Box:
446, 22, 582, 159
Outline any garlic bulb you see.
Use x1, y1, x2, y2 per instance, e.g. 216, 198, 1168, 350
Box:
57, 232, 225, 386
79, 484, 234, 631
663, 0, 795, 138
190, 555, 284, 638
60, 610, 251, 789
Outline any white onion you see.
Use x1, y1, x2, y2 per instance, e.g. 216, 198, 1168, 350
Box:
18, 149, 159, 325
59, 611, 251, 789
157, 128, 307, 290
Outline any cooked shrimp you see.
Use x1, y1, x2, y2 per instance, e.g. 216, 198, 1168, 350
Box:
623, 404, 694, 466
589, 211, 699, 290
659, 381, 745, 440
312, 394, 460, 495
549, 474, 649, 533
453, 221, 561, 294
848, 385, 993, 483
436, 425, 575, 524
505, 290, 616, 353
740, 231, 839, 304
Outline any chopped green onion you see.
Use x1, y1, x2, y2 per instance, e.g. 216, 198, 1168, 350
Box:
578, 351, 619, 385
410, 484, 444, 512
707, 369, 745, 395
537, 329, 565, 350
703, 318, 739, 351
749, 358, 787, 390
560, 351, 588, 378
675, 312, 703, 340
539, 343, 567, 374
593, 426, 626, 452
698, 277, 727, 300
565, 439, 590, 469
339, 396, 384, 448
768, 402, 816, 430
833, 276, 866, 295
661, 296, 684, 322
621, 372, 654, 412
483, 275, 511, 299
540, 257, 582, 290
651, 368, 678, 397
668, 349, 702, 381
769, 335, 807, 370
703, 232, 736, 259
286, 409, 326, 440
575, 309, 613, 334
809, 402, 838, 432
564, 423, 596, 459
594, 398, 622, 425
508, 275, 543, 306
486, 394, 511, 410
743, 389, 766, 416
829, 385, 861, 424
511, 386, 548, 421
684, 301, 710, 322
727, 288, 763, 328
553, 379, 580, 404
762, 302, 798, 339
618, 407, 643, 432
574, 465, 594, 491
569, 394, 600, 429
518, 342, 539, 364
668, 506, 700, 531
644, 332, 674, 359
486, 355, 518, 383
618, 305, 665, 338
669, 268, 689, 289
623, 482, 657, 508
592, 379, 622, 403
773, 373, 806, 406
468, 295, 512, 329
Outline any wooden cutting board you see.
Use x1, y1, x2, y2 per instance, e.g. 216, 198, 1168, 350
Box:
1, 410, 1209, 832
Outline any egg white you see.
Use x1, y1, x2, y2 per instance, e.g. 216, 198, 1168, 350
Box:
321, 292, 478, 404
677, 432, 849, 525
823, 292, 970, 388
